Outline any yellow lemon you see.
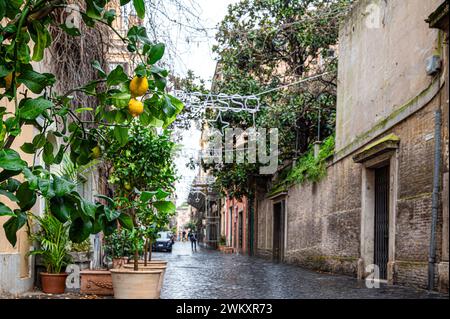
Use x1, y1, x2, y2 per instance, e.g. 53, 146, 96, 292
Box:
129, 76, 148, 97
124, 181, 132, 191
128, 98, 144, 117
91, 146, 101, 159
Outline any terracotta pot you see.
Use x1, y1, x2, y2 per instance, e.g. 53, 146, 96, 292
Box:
110, 268, 163, 299
123, 263, 167, 293
80, 270, 113, 295
40, 272, 68, 294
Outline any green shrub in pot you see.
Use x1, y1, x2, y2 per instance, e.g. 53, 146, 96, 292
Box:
29, 214, 72, 294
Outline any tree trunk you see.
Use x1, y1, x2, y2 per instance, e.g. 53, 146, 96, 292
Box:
133, 246, 139, 271
144, 238, 148, 266
148, 239, 152, 261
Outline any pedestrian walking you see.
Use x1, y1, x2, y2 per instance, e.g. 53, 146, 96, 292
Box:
182, 230, 186, 242
188, 230, 197, 251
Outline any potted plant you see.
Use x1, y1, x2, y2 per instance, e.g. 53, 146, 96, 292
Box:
69, 238, 92, 270
107, 189, 175, 299
104, 228, 134, 268
29, 214, 72, 294
218, 235, 227, 251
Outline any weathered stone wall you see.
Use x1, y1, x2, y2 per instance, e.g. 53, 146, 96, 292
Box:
256, 0, 448, 292
335, 0, 442, 154
256, 93, 444, 288
257, 155, 362, 277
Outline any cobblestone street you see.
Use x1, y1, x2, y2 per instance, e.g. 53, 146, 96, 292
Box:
154, 242, 447, 299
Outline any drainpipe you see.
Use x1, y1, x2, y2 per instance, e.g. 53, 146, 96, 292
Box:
428, 107, 442, 291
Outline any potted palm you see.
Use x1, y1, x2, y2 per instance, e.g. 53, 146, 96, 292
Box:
29, 214, 72, 294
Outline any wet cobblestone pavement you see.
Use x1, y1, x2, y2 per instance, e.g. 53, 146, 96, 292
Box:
2, 241, 447, 299
153, 241, 448, 299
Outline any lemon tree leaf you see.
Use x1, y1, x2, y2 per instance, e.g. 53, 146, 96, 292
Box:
92, 60, 106, 78
43, 141, 54, 165
17, 70, 55, 94
59, 23, 81, 36
147, 43, 165, 64
20, 142, 35, 154
31, 21, 48, 62
113, 126, 128, 146
153, 201, 176, 214
19, 98, 53, 120
107, 65, 128, 86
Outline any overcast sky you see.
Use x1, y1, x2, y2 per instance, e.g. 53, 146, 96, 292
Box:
170, 0, 239, 206
171, 0, 238, 83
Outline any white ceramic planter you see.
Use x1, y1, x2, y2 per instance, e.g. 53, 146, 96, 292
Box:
110, 268, 163, 299
123, 263, 167, 293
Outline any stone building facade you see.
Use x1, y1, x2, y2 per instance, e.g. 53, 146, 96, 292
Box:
255, 0, 449, 292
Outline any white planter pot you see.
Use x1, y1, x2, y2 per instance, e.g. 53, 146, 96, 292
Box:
123, 263, 167, 293
110, 268, 163, 299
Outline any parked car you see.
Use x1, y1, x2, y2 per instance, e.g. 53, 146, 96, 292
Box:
152, 231, 173, 252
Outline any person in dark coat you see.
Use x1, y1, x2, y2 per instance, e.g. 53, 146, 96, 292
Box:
188, 230, 197, 251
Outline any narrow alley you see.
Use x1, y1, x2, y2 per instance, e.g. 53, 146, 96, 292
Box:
155, 242, 447, 299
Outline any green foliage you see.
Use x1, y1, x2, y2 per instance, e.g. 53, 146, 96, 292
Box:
70, 238, 91, 253
103, 228, 138, 259
169, 70, 208, 131
284, 135, 335, 185
103, 122, 177, 194
0, 0, 183, 247
184, 220, 197, 231
204, 0, 351, 197
29, 214, 72, 274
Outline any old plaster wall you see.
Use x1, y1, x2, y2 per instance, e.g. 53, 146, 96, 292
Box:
335, 0, 442, 154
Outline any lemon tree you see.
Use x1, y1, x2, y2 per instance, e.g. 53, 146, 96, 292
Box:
0, 0, 183, 246
102, 122, 177, 266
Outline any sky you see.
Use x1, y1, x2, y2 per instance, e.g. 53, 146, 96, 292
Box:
171, 0, 238, 83
168, 0, 240, 207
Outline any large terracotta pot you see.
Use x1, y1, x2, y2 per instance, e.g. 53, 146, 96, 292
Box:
40, 272, 68, 294
80, 270, 113, 295
123, 263, 167, 293
110, 268, 163, 299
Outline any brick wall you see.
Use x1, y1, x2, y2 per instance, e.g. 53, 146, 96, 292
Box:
256, 98, 447, 290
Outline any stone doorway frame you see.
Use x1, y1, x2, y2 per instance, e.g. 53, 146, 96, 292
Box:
353, 135, 400, 284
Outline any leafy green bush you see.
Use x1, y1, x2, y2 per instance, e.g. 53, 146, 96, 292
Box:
103, 228, 139, 260
70, 239, 91, 253
29, 214, 72, 274
285, 135, 335, 185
